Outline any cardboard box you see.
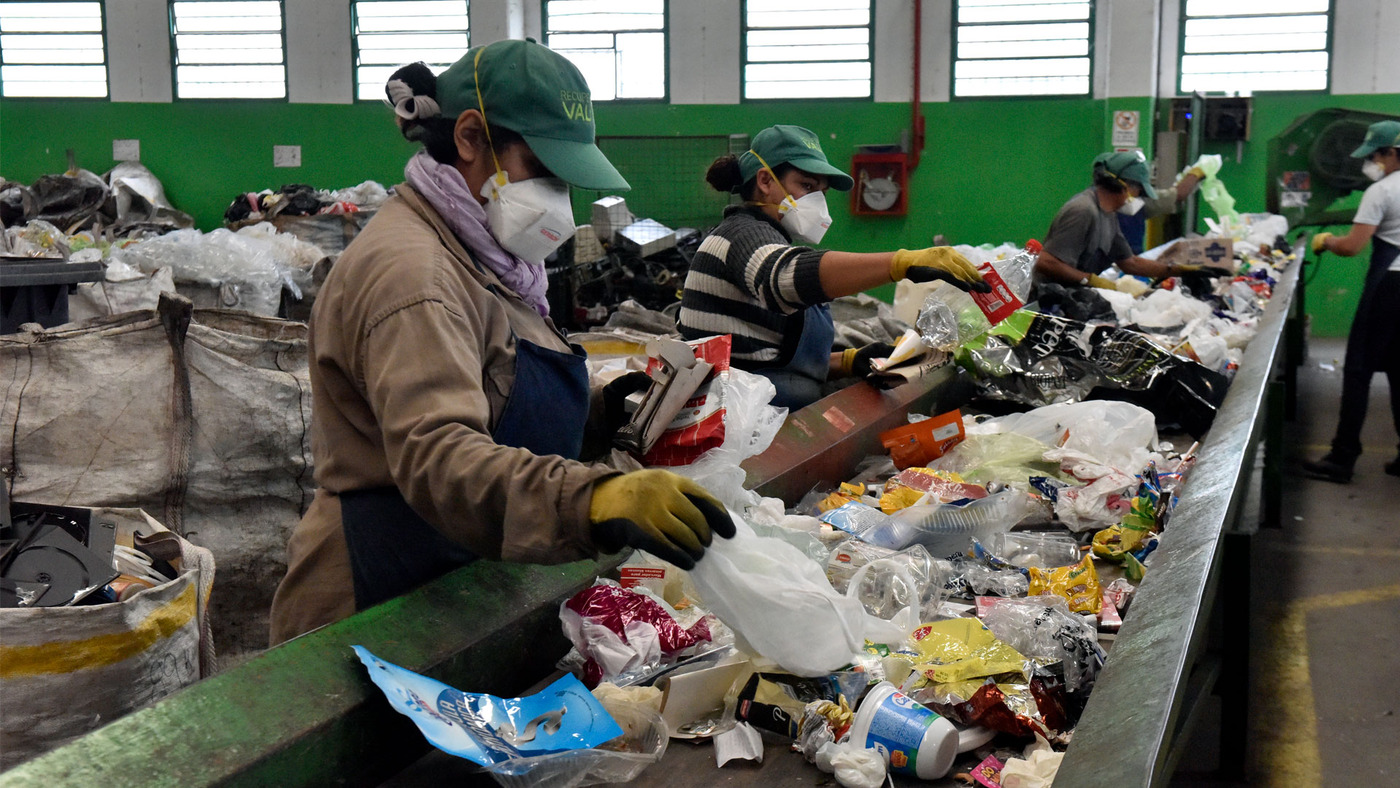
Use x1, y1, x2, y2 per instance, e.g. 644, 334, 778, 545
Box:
618, 218, 677, 258
590, 195, 632, 241
1160, 237, 1235, 269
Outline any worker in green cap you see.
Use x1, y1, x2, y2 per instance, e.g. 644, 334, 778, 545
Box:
270, 40, 733, 644
1036, 150, 1230, 291
677, 124, 990, 410
1302, 119, 1400, 484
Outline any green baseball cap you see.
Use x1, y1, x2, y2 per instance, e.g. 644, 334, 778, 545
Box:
1093, 151, 1158, 200
1351, 120, 1400, 159
738, 125, 854, 192
435, 39, 629, 191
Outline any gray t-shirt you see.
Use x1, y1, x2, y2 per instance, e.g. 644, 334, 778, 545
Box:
1042, 188, 1134, 275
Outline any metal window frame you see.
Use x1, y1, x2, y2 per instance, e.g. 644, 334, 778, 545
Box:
350, 0, 471, 104
0, 0, 110, 100
949, 0, 1096, 101
541, 0, 669, 104
739, 0, 873, 103
167, 0, 288, 101
1175, 0, 1334, 96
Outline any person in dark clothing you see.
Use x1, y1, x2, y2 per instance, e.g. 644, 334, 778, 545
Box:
1302, 120, 1400, 484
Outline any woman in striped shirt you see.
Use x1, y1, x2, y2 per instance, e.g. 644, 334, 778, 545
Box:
677, 124, 989, 410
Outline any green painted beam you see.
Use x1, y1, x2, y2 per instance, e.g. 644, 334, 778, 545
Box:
0, 556, 621, 788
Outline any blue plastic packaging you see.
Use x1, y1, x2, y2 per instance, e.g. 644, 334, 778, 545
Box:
352, 646, 624, 766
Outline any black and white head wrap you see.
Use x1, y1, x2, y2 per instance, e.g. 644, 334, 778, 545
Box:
385, 77, 441, 122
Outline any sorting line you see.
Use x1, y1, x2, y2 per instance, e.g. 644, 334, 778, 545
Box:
1255, 582, 1400, 788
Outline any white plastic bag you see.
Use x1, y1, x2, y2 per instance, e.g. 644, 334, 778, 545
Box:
689, 515, 906, 676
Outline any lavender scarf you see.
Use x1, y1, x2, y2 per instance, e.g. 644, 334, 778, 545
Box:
404, 151, 550, 316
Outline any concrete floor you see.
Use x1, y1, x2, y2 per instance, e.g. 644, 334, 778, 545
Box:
1172, 336, 1400, 787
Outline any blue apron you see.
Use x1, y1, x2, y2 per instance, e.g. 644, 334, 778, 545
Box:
756, 303, 836, 410
1344, 237, 1400, 373
340, 337, 591, 611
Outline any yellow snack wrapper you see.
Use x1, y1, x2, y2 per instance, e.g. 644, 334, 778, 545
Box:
1092, 525, 1149, 582
907, 619, 1028, 685
879, 485, 927, 514
818, 482, 869, 513
1027, 554, 1102, 615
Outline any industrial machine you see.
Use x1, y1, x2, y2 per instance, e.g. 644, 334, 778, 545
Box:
1267, 107, 1400, 227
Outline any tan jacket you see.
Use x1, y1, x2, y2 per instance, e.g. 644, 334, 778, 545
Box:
268, 185, 613, 644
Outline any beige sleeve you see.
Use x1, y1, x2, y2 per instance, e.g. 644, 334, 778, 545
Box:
357, 297, 613, 563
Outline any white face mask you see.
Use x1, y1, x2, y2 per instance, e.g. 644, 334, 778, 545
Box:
1119, 196, 1145, 216
1363, 160, 1387, 182
778, 190, 833, 245
480, 173, 576, 263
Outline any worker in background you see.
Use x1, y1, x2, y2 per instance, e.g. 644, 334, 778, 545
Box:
1302, 120, 1400, 484
677, 125, 990, 410
1035, 151, 1229, 291
1117, 156, 1215, 254
269, 40, 733, 645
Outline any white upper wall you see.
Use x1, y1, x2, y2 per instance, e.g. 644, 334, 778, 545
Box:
287, 1, 352, 103
1332, 0, 1400, 95
106, 0, 171, 102
1095, 0, 1159, 100
99, 0, 1398, 105
670, 0, 740, 104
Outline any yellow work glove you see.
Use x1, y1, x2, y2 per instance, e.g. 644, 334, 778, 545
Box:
1086, 274, 1117, 290
890, 248, 991, 292
1311, 232, 1333, 255
837, 342, 896, 378
588, 469, 734, 569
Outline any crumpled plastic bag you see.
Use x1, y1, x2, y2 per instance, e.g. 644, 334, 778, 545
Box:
982, 596, 1105, 693
815, 742, 888, 788
669, 366, 787, 517
689, 514, 907, 676
110, 223, 322, 316
1000, 734, 1065, 788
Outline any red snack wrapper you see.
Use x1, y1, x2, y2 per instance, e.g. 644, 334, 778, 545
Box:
563, 581, 711, 686
642, 335, 732, 467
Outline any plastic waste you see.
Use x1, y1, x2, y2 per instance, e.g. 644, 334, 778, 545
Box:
352, 646, 625, 766
845, 545, 949, 630
981, 596, 1105, 693
999, 734, 1065, 788
848, 682, 960, 780
814, 741, 889, 788
558, 579, 713, 687
992, 531, 1082, 569
860, 489, 1031, 554
688, 514, 907, 676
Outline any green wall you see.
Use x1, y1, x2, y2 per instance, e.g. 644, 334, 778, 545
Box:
2, 92, 1397, 334
1191, 93, 1400, 337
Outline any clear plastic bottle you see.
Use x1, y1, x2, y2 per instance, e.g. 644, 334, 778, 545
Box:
990, 238, 1041, 304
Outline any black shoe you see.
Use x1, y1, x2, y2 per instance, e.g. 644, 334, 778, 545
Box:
1301, 455, 1354, 484
1386, 456, 1400, 477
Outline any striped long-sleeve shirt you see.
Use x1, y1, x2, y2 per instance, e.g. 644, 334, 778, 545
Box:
677, 205, 829, 369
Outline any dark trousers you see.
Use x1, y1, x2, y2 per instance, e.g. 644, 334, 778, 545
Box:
1332, 269, 1400, 462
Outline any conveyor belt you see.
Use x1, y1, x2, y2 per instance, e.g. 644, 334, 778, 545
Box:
0, 256, 1300, 787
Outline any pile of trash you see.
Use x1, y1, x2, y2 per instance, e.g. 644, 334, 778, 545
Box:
906, 218, 1295, 437
222, 181, 390, 226
353, 335, 1208, 787
350, 223, 1292, 786
2, 161, 194, 238
2, 217, 328, 320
